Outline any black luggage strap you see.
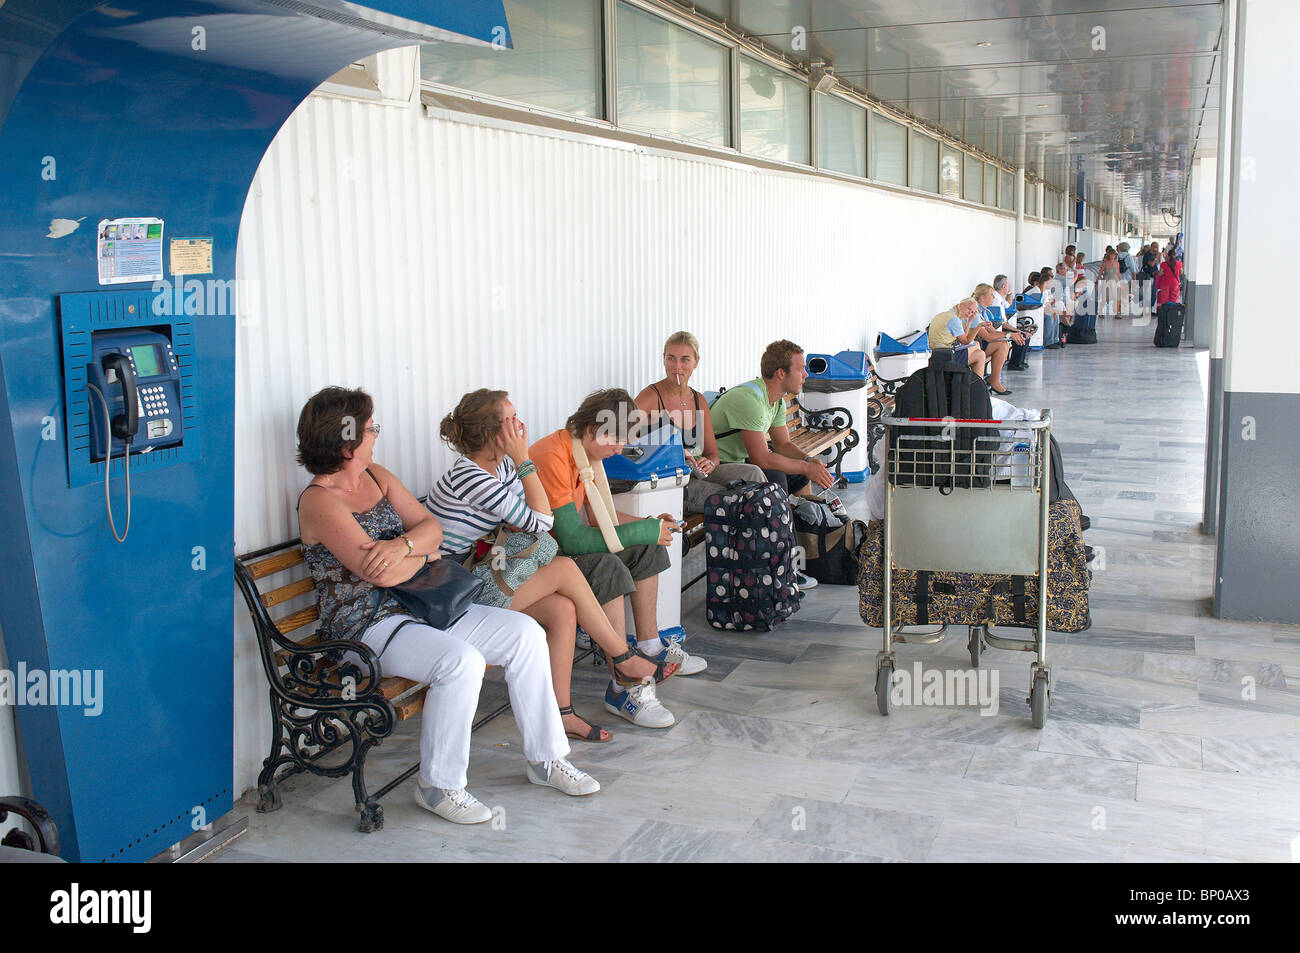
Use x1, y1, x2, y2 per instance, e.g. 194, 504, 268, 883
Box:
990, 577, 1029, 623
915, 570, 930, 625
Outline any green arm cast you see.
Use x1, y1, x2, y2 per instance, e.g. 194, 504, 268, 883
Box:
549, 502, 661, 555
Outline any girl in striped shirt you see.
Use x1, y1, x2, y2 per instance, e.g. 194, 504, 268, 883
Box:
426, 390, 674, 743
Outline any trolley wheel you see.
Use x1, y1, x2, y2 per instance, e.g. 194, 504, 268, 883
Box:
1030, 671, 1050, 729
968, 626, 982, 669
875, 660, 894, 716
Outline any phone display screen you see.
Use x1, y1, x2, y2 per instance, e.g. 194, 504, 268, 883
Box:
133, 345, 161, 377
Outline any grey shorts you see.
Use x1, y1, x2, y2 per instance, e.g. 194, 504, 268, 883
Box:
571, 544, 670, 605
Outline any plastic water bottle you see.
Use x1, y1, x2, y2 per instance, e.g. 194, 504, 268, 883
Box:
1011, 442, 1031, 488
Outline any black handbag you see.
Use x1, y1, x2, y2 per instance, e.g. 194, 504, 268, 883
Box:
356, 558, 484, 653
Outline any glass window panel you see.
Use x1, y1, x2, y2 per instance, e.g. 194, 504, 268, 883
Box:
870, 113, 907, 186
816, 94, 866, 177
739, 56, 810, 164
616, 2, 730, 146
983, 163, 997, 206
909, 130, 938, 193
1026, 182, 1039, 217
963, 154, 982, 202
940, 145, 962, 199
998, 168, 1014, 210
420, 0, 603, 118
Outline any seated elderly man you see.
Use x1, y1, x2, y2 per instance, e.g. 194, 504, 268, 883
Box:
928, 297, 989, 382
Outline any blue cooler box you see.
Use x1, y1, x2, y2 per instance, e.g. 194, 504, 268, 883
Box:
801, 349, 869, 482
604, 424, 688, 486
875, 329, 928, 357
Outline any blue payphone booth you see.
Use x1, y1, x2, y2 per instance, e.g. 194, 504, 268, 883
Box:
0, 1, 510, 861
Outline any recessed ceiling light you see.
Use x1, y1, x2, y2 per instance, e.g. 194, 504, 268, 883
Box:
1036, 103, 1049, 108
976, 41, 992, 47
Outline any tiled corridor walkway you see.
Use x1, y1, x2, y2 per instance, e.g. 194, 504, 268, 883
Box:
217, 319, 1299, 863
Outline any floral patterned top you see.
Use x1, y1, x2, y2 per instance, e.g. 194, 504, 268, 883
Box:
300, 478, 406, 640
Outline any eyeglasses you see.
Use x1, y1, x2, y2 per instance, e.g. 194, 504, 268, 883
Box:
365, 423, 381, 437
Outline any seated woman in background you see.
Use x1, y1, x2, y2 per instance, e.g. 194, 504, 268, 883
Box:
1027, 270, 1059, 350
927, 297, 987, 379
295, 386, 599, 827
634, 331, 765, 515
425, 389, 676, 744
970, 283, 1026, 395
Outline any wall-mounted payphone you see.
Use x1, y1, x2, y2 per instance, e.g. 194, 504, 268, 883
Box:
59, 290, 201, 540
86, 327, 185, 459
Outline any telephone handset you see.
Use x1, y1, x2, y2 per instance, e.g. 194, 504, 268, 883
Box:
101, 352, 138, 444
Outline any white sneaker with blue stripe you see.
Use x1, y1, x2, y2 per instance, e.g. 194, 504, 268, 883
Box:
604, 679, 675, 728
629, 635, 708, 677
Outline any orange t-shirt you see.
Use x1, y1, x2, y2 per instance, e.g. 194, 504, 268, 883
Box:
530, 429, 586, 513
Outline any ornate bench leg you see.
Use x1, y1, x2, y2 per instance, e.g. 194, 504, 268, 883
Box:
352, 740, 384, 833
257, 690, 288, 813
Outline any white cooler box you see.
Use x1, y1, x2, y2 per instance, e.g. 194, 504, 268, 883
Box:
872, 352, 930, 383
802, 350, 872, 483
611, 477, 686, 643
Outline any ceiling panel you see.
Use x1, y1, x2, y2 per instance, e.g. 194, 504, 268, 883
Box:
673, 0, 1224, 231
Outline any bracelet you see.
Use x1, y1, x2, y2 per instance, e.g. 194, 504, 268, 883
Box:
516, 461, 537, 479
422, 552, 430, 565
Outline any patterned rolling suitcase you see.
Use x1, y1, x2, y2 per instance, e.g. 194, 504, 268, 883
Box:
704, 482, 800, 631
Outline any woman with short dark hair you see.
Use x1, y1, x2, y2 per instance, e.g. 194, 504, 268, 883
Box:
296, 386, 600, 826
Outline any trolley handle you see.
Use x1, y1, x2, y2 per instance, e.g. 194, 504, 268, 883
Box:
880, 412, 1052, 429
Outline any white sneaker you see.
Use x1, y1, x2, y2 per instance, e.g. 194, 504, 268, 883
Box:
527, 758, 600, 796
663, 641, 708, 676
794, 570, 820, 590
414, 783, 493, 824
604, 679, 676, 728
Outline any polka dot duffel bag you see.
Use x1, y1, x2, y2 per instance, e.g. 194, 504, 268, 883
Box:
703, 481, 801, 631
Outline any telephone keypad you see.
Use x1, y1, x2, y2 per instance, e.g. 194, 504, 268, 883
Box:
139, 383, 170, 418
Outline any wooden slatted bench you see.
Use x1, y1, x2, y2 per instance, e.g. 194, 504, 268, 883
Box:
786, 395, 859, 483
236, 526, 545, 832
236, 538, 445, 832
863, 366, 901, 474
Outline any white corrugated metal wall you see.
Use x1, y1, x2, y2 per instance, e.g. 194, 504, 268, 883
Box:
226, 49, 1073, 797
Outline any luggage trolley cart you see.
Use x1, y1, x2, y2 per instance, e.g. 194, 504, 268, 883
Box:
874, 411, 1055, 727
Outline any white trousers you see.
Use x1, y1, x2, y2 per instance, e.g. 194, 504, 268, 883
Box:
359, 605, 569, 790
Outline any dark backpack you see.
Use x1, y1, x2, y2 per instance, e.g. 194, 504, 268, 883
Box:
892, 365, 995, 489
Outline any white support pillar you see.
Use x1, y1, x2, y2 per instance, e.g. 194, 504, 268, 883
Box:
1186, 158, 1216, 347
1014, 167, 1025, 288
1214, 0, 1300, 622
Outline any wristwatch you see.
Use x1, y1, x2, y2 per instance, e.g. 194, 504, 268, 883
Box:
401, 534, 415, 554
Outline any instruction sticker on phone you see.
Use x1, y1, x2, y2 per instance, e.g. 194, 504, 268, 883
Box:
97, 217, 164, 285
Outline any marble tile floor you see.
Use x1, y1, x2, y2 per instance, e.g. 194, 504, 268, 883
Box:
213, 321, 1299, 863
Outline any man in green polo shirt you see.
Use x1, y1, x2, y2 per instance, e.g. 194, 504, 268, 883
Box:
711, 339, 835, 500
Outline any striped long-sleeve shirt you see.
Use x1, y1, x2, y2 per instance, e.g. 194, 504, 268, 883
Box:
426, 456, 554, 559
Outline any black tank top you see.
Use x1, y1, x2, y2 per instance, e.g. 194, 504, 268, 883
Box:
651, 384, 703, 455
